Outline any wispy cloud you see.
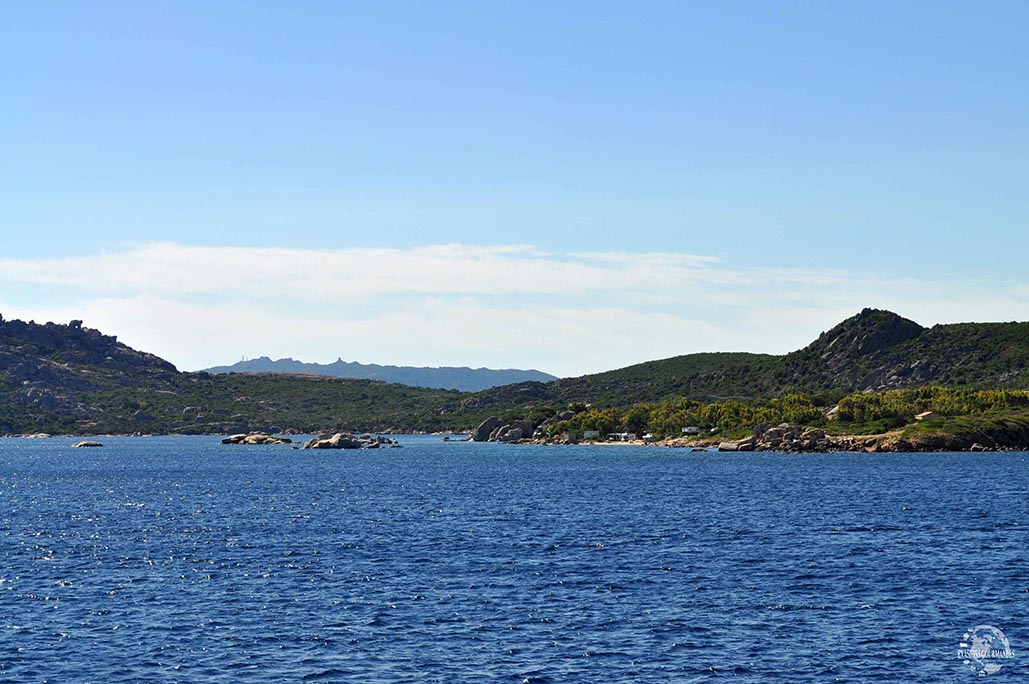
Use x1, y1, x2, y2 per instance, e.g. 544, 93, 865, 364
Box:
0, 243, 732, 304
1, 242, 1027, 376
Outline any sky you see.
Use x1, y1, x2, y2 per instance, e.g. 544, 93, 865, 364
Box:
3, 1, 1029, 376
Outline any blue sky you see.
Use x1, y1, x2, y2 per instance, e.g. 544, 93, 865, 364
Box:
3, 2, 1029, 375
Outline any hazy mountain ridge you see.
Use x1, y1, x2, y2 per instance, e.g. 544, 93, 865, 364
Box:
202, 356, 558, 392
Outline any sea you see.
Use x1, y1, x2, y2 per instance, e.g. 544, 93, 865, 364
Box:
0, 435, 1026, 683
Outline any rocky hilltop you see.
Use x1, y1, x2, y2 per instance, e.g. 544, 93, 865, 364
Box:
468, 309, 1029, 410
770, 308, 1029, 391
0, 315, 178, 425
0, 316, 176, 382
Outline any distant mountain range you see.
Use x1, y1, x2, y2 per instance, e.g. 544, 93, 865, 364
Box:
201, 357, 558, 392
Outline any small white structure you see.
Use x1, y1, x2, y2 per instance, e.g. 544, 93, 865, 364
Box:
583, 430, 600, 440
681, 426, 702, 435
915, 411, 940, 421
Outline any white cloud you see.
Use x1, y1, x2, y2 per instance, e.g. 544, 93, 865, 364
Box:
1, 242, 1028, 377
0, 242, 721, 300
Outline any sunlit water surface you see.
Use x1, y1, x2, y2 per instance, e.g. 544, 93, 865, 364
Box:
1, 436, 1026, 682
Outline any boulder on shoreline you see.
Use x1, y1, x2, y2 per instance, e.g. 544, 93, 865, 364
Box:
489, 420, 534, 442
473, 415, 547, 442
750, 423, 831, 452
473, 416, 501, 442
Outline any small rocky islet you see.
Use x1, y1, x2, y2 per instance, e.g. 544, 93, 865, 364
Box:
221, 431, 399, 449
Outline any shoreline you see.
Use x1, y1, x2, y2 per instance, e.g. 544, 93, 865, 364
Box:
504, 428, 1024, 453
3, 430, 1026, 453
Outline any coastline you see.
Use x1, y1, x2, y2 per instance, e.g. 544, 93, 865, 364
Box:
502, 428, 1024, 453
5, 425, 1027, 453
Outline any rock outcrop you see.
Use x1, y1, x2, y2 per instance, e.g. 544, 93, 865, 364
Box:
489, 420, 535, 442
814, 308, 925, 363
71, 440, 103, 448
0, 316, 182, 434
0, 317, 176, 386
754, 423, 830, 451
221, 432, 293, 445
303, 433, 398, 449
473, 416, 502, 442
717, 423, 832, 452
472, 415, 546, 442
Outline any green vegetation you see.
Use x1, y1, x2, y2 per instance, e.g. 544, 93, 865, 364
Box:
888, 409, 1029, 451
542, 387, 1029, 442
2, 373, 475, 435
472, 309, 1029, 412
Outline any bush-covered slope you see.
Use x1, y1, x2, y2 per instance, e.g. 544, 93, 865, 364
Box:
458, 352, 781, 413
66, 374, 468, 435
0, 317, 469, 435
0, 370, 470, 436
468, 309, 1029, 413
773, 310, 1029, 391
540, 386, 1029, 450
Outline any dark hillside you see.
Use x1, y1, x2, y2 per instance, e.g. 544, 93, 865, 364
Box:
774, 310, 1029, 392
0, 316, 460, 435
462, 309, 1029, 413
462, 352, 781, 411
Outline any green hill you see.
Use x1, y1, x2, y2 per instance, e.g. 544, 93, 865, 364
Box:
772, 309, 1029, 391
0, 315, 464, 435
457, 352, 780, 414
456, 308, 1029, 413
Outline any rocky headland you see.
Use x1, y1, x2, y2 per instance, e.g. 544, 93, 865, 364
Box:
471, 412, 1028, 453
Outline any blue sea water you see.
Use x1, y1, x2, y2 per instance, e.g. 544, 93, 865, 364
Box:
0, 435, 1026, 683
